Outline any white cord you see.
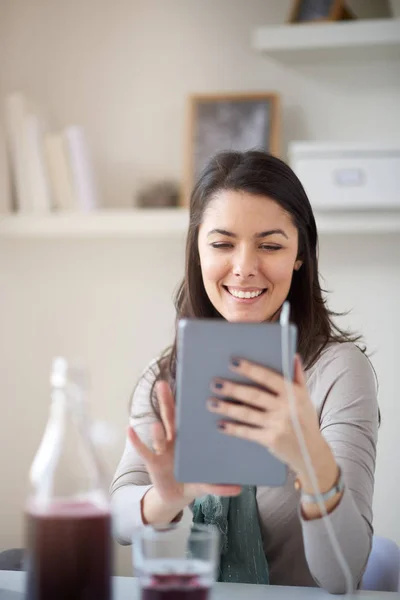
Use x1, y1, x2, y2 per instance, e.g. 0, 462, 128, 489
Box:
280, 301, 354, 595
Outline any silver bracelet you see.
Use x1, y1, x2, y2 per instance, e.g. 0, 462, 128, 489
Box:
295, 466, 345, 504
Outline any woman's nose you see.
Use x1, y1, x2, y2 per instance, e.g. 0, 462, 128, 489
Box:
232, 248, 258, 278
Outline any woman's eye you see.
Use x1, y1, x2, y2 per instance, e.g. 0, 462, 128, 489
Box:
210, 243, 234, 249
260, 245, 281, 251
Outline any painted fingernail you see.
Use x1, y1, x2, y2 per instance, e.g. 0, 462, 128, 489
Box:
208, 399, 219, 408
231, 357, 241, 367
218, 422, 226, 430
213, 381, 224, 389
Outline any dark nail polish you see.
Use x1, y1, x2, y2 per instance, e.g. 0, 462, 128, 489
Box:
209, 399, 219, 408
218, 423, 226, 430
231, 358, 241, 367
214, 381, 223, 390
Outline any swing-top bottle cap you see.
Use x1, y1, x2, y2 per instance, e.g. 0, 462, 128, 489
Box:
50, 357, 68, 388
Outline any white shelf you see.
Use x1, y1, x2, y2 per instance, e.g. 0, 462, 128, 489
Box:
314, 211, 400, 234
252, 18, 400, 62
0, 208, 399, 238
0, 209, 189, 238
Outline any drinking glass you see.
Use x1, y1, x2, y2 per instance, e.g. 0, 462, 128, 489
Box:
133, 523, 219, 599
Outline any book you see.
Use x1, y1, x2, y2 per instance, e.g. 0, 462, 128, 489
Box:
0, 120, 12, 213
4, 92, 52, 213
43, 132, 77, 211
24, 113, 52, 213
64, 126, 98, 212
4, 92, 32, 212
5, 92, 99, 213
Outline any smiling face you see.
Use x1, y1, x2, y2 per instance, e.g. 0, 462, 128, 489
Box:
197, 190, 302, 323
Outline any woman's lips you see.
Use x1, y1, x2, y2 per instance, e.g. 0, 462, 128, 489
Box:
223, 286, 267, 303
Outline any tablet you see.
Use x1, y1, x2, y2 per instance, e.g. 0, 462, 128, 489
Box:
174, 318, 297, 487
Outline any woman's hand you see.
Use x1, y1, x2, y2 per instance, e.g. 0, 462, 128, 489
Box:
128, 380, 241, 516
207, 355, 338, 493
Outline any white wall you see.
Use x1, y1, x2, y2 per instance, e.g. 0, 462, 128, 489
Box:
0, 0, 399, 576
319, 234, 400, 546
0, 236, 185, 574
1, 0, 399, 207
0, 4, 11, 213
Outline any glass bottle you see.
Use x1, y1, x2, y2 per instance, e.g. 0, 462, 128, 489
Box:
25, 357, 112, 600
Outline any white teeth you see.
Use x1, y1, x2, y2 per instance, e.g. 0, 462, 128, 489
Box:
228, 288, 263, 299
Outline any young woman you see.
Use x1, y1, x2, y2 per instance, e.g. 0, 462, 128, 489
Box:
111, 151, 378, 594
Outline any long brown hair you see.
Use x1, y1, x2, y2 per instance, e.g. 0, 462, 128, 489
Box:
148, 150, 363, 409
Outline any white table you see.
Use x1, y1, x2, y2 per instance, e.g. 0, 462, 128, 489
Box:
0, 570, 398, 599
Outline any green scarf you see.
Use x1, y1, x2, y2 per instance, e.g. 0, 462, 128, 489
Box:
192, 486, 269, 585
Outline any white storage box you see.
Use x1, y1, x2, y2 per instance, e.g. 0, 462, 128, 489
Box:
288, 142, 400, 211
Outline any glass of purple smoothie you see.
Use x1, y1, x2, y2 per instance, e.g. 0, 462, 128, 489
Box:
133, 523, 220, 600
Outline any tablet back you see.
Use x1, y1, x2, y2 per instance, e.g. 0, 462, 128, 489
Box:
175, 319, 297, 487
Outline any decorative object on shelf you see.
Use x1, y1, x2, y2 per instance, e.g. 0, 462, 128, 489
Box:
388, 0, 400, 17
136, 180, 180, 208
182, 92, 280, 206
4, 91, 99, 214
288, 141, 400, 211
288, 0, 355, 23
346, 0, 391, 19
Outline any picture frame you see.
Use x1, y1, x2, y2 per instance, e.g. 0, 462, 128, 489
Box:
288, 0, 354, 23
182, 92, 280, 207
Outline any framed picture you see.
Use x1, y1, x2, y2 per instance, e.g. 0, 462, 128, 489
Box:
288, 0, 353, 23
182, 92, 280, 206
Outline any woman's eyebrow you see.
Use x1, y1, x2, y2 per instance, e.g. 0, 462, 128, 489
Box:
207, 228, 288, 240
207, 228, 236, 238
256, 229, 288, 240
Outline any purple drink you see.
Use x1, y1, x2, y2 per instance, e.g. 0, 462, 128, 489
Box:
26, 502, 112, 600
141, 573, 209, 600
138, 559, 212, 600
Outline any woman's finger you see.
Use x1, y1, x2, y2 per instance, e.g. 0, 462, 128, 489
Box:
210, 379, 278, 411
293, 354, 307, 387
151, 421, 168, 455
207, 397, 266, 427
156, 380, 176, 442
128, 426, 154, 462
217, 420, 266, 446
229, 358, 285, 395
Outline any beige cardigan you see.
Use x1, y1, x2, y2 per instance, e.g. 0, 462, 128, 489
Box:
110, 342, 378, 593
